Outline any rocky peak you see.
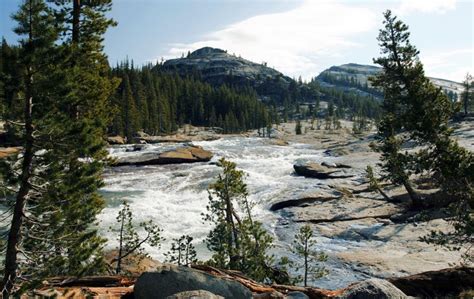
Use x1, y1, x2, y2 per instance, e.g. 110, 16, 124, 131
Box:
161, 46, 294, 102
188, 47, 227, 58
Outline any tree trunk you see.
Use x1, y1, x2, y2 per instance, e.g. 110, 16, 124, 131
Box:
376, 186, 392, 202
1, 72, 34, 298
304, 240, 308, 287
224, 177, 239, 269
403, 180, 423, 209
1, 3, 36, 294
225, 195, 239, 268
116, 211, 125, 275
464, 92, 469, 116
72, 0, 81, 44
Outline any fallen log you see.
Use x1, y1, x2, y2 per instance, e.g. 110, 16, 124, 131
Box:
45, 275, 136, 287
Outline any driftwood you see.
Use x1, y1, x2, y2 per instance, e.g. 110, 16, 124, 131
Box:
191, 265, 341, 298
45, 275, 136, 287
31, 286, 134, 299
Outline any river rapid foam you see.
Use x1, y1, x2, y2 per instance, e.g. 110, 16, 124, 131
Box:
101, 137, 370, 289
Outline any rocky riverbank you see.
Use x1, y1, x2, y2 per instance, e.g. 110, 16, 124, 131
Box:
264, 119, 473, 280
30, 265, 474, 298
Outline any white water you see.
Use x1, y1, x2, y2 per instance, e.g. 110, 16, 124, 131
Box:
101, 137, 370, 289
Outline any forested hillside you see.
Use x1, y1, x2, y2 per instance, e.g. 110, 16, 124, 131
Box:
108, 62, 272, 140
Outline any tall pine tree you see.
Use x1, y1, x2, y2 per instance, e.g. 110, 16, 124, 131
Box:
1, 0, 117, 295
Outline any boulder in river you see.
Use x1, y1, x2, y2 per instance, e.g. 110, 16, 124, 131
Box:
134, 265, 252, 299
114, 145, 213, 166
293, 161, 354, 179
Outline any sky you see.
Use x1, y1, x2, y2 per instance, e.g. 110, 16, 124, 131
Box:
1, 0, 473, 82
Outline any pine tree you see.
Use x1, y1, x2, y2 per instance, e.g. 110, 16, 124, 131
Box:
109, 201, 163, 274
121, 73, 139, 141
365, 166, 391, 201
165, 235, 198, 267
1, 1, 58, 294
203, 158, 277, 282
1, 0, 118, 295
371, 10, 473, 257
295, 120, 302, 135
291, 225, 328, 287
461, 73, 472, 116
370, 10, 453, 208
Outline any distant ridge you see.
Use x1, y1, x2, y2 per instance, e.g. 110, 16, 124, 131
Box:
316, 63, 463, 101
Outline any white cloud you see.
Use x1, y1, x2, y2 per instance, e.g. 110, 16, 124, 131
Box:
421, 48, 474, 82
164, 0, 377, 80
395, 0, 457, 15
160, 0, 466, 81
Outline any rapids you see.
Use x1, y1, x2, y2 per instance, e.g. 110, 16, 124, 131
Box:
101, 137, 371, 289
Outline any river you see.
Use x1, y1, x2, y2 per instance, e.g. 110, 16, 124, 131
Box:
101, 137, 371, 289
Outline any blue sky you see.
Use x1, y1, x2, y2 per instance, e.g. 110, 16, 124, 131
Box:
1, 0, 473, 81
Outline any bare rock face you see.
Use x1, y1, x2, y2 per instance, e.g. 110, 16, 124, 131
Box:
161, 47, 295, 102
162, 47, 290, 86
317, 63, 463, 101
114, 146, 213, 166
134, 265, 252, 299
337, 278, 408, 299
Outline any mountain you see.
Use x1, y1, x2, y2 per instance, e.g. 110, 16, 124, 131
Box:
160, 47, 305, 103
316, 63, 463, 101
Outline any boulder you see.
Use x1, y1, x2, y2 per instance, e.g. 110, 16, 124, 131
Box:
165, 290, 224, 299
286, 291, 309, 299
158, 148, 196, 163
253, 291, 286, 298
338, 278, 408, 299
114, 146, 213, 166
321, 161, 351, 169
126, 144, 146, 152
388, 267, 474, 298
134, 265, 252, 299
188, 146, 214, 160
293, 161, 353, 179
107, 136, 126, 145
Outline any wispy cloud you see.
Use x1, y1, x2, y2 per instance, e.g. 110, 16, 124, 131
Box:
161, 0, 467, 81
421, 48, 473, 81
165, 0, 377, 80
395, 0, 457, 15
